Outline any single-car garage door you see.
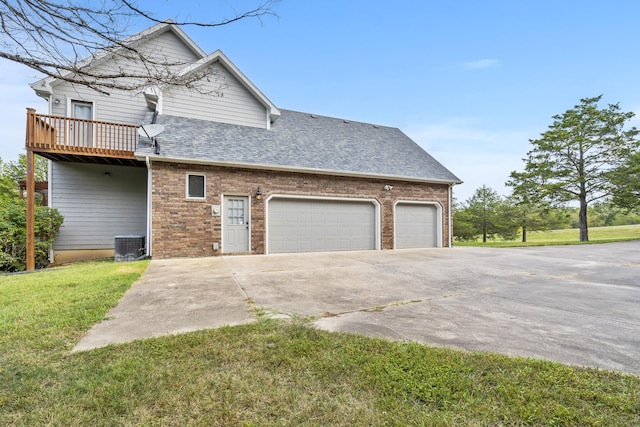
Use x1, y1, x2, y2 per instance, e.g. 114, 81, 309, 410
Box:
395, 203, 438, 248
268, 198, 376, 254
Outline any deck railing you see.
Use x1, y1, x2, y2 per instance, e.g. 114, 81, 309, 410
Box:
25, 108, 139, 158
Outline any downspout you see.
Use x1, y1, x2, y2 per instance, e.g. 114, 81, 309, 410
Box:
47, 96, 54, 263
143, 111, 159, 257
48, 158, 54, 263
448, 184, 453, 248
145, 156, 153, 257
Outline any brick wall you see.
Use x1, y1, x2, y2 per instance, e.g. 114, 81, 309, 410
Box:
151, 162, 451, 258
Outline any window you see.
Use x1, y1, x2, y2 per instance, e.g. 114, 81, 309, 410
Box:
187, 174, 205, 199
227, 198, 245, 224
72, 101, 93, 120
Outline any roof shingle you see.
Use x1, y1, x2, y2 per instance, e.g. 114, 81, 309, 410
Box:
136, 109, 461, 183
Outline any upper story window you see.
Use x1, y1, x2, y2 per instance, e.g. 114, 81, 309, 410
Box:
71, 100, 93, 120
187, 173, 206, 199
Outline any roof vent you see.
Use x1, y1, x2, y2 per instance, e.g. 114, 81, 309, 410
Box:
373, 125, 380, 129
343, 120, 350, 124
310, 114, 318, 118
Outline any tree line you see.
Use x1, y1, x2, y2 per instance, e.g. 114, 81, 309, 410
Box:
0, 155, 63, 272
454, 185, 640, 243
455, 95, 640, 243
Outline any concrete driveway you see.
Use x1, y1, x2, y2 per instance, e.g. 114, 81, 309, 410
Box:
75, 241, 640, 375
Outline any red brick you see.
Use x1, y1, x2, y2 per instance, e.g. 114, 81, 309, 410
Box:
151, 162, 451, 258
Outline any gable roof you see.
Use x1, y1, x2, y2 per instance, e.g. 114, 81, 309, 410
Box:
156, 50, 281, 122
30, 20, 206, 98
136, 110, 462, 184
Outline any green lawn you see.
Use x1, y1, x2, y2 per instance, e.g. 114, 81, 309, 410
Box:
457, 224, 640, 247
1, 260, 639, 426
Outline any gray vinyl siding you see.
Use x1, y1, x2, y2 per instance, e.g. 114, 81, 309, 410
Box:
49, 30, 202, 125
138, 30, 202, 64
51, 162, 147, 250
50, 84, 149, 126
162, 64, 268, 128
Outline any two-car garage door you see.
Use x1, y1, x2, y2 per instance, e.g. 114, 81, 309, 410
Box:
268, 198, 376, 254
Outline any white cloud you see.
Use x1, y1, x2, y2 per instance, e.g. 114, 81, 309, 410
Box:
461, 59, 501, 70
405, 119, 531, 202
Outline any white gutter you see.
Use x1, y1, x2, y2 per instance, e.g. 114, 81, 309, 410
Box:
448, 184, 453, 247
145, 156, 153, 257
48, 95, 54, 263
137, 154, 463, 186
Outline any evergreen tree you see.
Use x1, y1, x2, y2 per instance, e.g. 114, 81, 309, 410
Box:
510, 96, 639, 241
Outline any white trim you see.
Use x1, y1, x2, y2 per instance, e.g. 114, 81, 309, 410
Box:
393, 200, 443, 249
145, 157, 153, 257
185, 172, 206, 199
156, 22, 206, 58
140, 154, 462, 185
448, 185, 453, 248
165, 50, 281, 122
264, 194, 381, 255
48, 159, 54, 263
66, 98, 96, 120
221, 194, 251, 253
67, 99, 96, 148
29, 21, 206, 92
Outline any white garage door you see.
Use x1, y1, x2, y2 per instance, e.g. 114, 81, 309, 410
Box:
395, 203, 438, 248
268, 198, 376, 254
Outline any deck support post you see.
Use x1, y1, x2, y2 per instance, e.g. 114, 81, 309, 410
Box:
26, 149, 35, 271
26, 108, 36, 271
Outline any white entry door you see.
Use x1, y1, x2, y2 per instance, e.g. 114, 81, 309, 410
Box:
224, 196, 250, 253
70, 101, 93, 147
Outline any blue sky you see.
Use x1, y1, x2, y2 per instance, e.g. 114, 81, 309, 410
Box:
3, 0, 640, 201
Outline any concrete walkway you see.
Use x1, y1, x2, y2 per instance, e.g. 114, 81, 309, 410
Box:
73, 257, 253, 351
73, 241, 640, 375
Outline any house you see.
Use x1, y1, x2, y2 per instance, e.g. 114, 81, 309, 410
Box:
24, 21, 461, 267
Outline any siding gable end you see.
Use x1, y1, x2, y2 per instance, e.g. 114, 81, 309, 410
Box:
30, 21, 205, 104
161, 60, 269, 128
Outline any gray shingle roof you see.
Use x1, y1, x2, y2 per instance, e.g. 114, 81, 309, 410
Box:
136, 109, 461, 183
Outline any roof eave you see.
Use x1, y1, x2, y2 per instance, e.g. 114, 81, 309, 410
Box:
137, 153, 462, 185
29, 20, 206, 93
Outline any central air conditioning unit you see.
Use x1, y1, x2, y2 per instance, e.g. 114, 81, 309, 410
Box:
114, 235, 146, 262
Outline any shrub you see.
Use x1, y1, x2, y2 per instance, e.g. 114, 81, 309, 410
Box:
0, 199, 63, 272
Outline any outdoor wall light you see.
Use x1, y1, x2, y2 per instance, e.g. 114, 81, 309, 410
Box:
54, 98, 61, 104
256, 187, 262, 200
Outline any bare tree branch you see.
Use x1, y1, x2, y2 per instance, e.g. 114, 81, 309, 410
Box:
0, 0, 279, 93
120, 0, 278, 27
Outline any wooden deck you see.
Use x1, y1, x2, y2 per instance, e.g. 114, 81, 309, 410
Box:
25, 108, 142, 166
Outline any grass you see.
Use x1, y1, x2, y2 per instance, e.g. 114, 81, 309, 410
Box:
1, 260, 639, 425
457, 223, 640, 247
